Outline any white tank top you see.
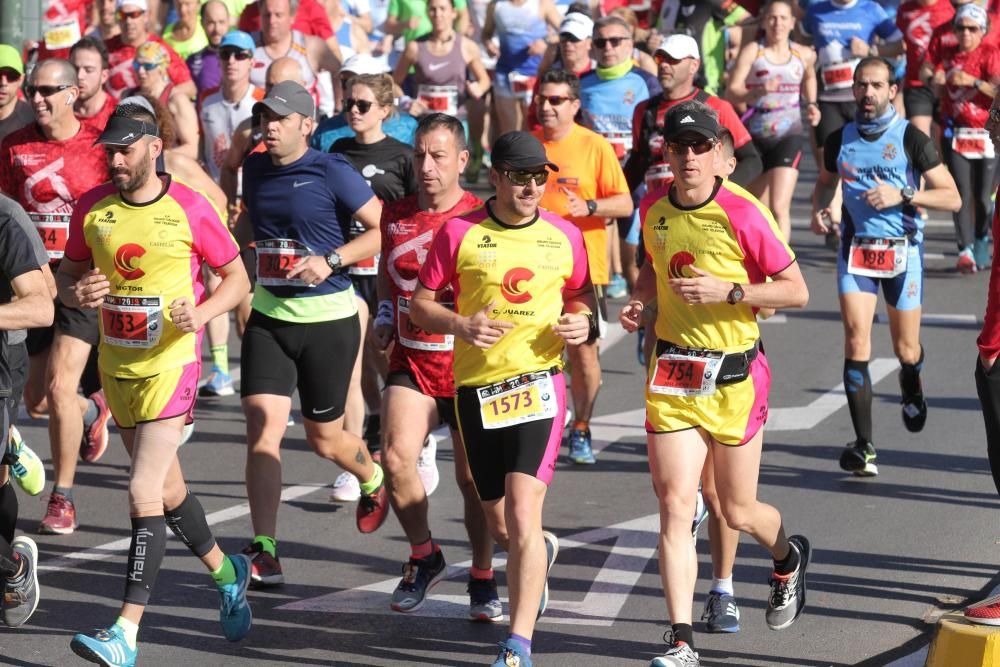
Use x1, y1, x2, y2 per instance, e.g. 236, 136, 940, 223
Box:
744, 43, 806, 143
199, 84, 261, 182
249, 30, 317, 91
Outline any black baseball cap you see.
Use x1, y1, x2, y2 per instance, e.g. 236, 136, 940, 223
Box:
95, 115, 160, 146
492, 131, 559, 172
662, 106, 720, 142
252, 80, 315, 118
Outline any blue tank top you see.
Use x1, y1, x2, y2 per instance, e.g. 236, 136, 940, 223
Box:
837, 116, 922, 242
493, 0, 548, 75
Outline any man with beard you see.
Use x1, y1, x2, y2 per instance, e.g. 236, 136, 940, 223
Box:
811, 57, 960, 477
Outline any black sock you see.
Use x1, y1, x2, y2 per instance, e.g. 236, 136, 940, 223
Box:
900, 347, 925, 398
0, 479, 17, 545
123, 515, 167, 606
165, 493, 217, 558
774, 541, 801, 575
671, 623, 695, 649
844, 359, 873, 443
0, 535, 18, 579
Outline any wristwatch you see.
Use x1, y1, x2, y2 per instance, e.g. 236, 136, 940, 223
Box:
324, 250, 343, 273
585, 199, 598, 216
900, 186, 915, 205
727, 283, 745, 305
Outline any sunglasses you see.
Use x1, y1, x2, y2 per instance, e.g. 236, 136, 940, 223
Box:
25, 84, 72, 98
654, 52, 688, 66
535, 94, 574, 107
132, 60, 161, 71
0, 67, 21, 83
666, 138, 717, 155
220, 49, 253, 61
503, 169, 549, 186
116, 8, 145, 20
954, 24, 982, 33
559, 33, 583, 43
593, 36, 629, 49
344, 98, 373, 113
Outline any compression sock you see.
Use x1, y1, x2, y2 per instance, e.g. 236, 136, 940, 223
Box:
211, 556, 237, 587
253, 535, 277, 558
123, 515, 167, 606
82, 398, 99, 428
711, 576, 734, 596
359, 463, 384, 496
410, 537, 436, 560
165, 492, 217, 558
671, 623, 695, 650
773, 541, 801, 575
0, 479, 17, 544
899, 347, 925, 398
843, 359, 873, 443
114, 616, 139, 649
470, 566, 494, 580
507, 633, 532, 656
210, 345, 229, 376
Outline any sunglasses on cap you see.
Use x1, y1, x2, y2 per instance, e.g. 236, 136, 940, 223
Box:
132, 60, 161, 72
593, 36, 630, 49
666, 138, 717, 155
344, 98, 373, 113
117, 9, 145, 20
220, 49, 253, 61
503, 169, 549, 186
535, 94, 574, 107
25, 84, 72, 98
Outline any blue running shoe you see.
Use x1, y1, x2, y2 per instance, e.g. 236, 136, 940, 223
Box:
974, 236, 992, 270
199, 367, 234, 397
538, 530, 559, 619
607, 273, 628, 299
568, 429, 595, 465
468, 576, 502, 622
702, 590, 741, 633
390, 549, 447, 613
218, 554, 253, 641
71, 624, 138, 666
491, 639, 533, 667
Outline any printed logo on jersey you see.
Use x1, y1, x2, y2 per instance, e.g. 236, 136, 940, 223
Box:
667, 251, 696, 279
478, 234, 497, 248
114, 243, 146, 280
501, 267, 534, 304
882, 143, 897, 161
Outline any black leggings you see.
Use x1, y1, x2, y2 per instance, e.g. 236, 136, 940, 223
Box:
943, 143, 996, 250
974, 357, 1000, 497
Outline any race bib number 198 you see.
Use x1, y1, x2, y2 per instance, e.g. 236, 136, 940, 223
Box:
847, 237, 908, 278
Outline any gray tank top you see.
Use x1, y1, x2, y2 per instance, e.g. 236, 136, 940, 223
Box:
413, 35, 467, 116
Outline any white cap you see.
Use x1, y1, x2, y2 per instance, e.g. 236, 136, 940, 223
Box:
560, 13, 594, 41
656, 34, 700, 60
341, 54, 391, 75
116, 0, 149, 11
955, 3, 989, 30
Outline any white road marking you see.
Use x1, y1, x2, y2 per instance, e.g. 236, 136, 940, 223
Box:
277, 513, 660, 626
874, 313, 978, 326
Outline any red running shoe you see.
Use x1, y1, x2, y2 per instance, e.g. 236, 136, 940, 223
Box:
37, 493, 78, 535
80, 390, 111, 463
357, 481, 389, 534
241, 541, 284, 587
965, 594, 1000, 626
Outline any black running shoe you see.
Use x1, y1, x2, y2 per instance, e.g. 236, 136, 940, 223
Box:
839, 440, 878, 477
900, 392, 927, 433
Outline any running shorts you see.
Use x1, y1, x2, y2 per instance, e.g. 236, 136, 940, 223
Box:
240, 310, 360, 423
386, 370, 458, 431
101, 360, 200, 429
588, 284, 608, 343
754, 134, 803, 172
645, 351, 771, 446
493, 70, 536, 103
351, 274, 377, 314
903, 85, 936, 118
26, 300, 100, 355
454, 369, 566, 501
815, 100, 856, 148
837, 239, 923, 311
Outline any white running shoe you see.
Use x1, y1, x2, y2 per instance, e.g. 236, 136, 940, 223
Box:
330, 471, 361, 502
418, 434, 440, 496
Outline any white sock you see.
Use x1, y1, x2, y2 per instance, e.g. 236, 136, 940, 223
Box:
711, 576, 734, 596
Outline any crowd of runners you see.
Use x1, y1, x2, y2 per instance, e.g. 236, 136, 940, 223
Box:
0, 0, 999, 664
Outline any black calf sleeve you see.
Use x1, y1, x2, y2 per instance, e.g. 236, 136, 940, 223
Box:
165, 493, 217, 558
899, 347, 925, 398
0, 479, 17, 545
844, 359, 873, 443
123, 515, 167, 606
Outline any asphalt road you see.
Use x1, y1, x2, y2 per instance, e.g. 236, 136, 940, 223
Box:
2, 157, 998, 667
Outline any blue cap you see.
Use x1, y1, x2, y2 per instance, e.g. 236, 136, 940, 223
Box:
219, 30, 254, 53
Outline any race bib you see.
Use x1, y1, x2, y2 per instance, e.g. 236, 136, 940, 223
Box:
821, 58, 860, 91
417, 84, 459, 116
604, 131, 633, 160
649, 348, 724, 397
44, 19, 81, 50
255, 238, 313, 287
952, 127, 995, 159
397, 296, 454, 351
644, 162, 673, 191
101, 295, 163, 349
848, 236, 908, 278
29, 213, 70, 261
478, 371, 557, 429
507, 72, 536, 104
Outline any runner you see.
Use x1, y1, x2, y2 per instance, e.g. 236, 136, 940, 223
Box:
187, 0, 231, 97
621, 101, 811, 666
896, 0, 955, 139
0, 45, 33, 145
104, 0, 195, 100
0, 58, 113, 536
162, 0, 209, 60
70, 37, 119, 133
527, 11, 594, 130
810, 57, 960, 477
533, 69, 633, 465
375, 112, 499, 620
59, 101, 253, 664
410, 130, 594, 666
240, 81, 389, 587
126, 41, 200, 157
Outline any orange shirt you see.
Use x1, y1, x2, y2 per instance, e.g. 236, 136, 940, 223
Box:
534, 123, 629, 285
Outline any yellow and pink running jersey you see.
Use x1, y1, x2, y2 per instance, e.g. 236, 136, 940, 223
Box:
641, 179, 795, 353
419, 200, 591, 387
66, 176, 240, 379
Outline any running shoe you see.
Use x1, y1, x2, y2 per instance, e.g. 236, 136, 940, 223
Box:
957, 247, 978, 274
180, 421, 195, 447
71, 624, 138, 667
766, 534, 811, 630
607, 273, 628, 299
2, 536, 39, 627
637, 326, 646, 367
357, 477, 390, 533
80, 390, 111, 463
418, 433, 440, 496
568, 429, 596, 465
218, 554, 252, 641
965, 593, 1000, 626
390, 549, 447, 613
492, 639, 532, 667
241, 541, 284, 587
538, 530, 559, 619
839, 439, 878, 477
199, 367, 235, 397
974, 236, 992, 270
650, 631, 700, 667
702, 590, 740, 633
468, 575, 502, 622
691, 490, 708, 542
8, 427, 44, 496
330, 471, 361, 502
37, 492, 78, 535
899, 368, 927, 433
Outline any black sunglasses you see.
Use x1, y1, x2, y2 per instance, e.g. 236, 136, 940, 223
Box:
220, 49, 253, 61
954, 24, 982, 33
593, 36, 630, 49
503, 169, 549, 186
535, 95, 574, 107
666, 138, 717, 155
559, 33, 583, 43
25, 84, 72, 98
344, 98, 374, 113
